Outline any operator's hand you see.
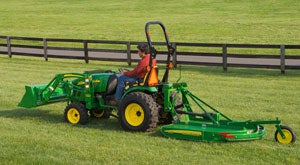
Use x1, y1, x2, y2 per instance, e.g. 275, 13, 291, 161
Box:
118, 68, 129, 74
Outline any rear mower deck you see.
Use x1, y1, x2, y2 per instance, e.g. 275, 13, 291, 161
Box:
161, 119, 266, 142
160, 82, 296, 144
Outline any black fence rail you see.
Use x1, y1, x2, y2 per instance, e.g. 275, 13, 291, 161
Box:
0, 35, 299, 73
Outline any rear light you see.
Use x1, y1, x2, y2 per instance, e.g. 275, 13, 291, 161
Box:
168, 62, 173, 69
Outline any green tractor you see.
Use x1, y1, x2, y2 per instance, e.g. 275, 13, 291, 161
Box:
19, 21, 296, 144
18, 21, 178, 132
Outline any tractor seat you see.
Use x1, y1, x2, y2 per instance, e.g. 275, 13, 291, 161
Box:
105, 74, 118, 95
127, 66, 159, 87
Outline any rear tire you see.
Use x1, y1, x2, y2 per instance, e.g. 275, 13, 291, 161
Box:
64, 102, 88, 125
274, 125, 296, 144
118, 92, 159, 132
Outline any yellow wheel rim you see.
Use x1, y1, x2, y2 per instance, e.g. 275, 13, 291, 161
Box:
277, 129, 293, 144
93, 110, 104, 118
67, 108, 80, 124
125, 103, 144, 126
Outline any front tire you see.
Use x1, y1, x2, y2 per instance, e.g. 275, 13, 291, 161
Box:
274, 125, 296, 144
64, 102, 88, 124
118, 92, 159, 132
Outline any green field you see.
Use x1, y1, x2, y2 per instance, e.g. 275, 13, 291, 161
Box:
0, 0, 299, 44
0, 0, 300, 164
0, 56, 299, 164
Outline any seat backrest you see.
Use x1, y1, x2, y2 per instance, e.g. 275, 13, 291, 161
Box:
147, 66, 158, 86
140, 65, 158, 87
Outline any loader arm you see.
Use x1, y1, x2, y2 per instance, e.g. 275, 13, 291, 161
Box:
18, 73, 90, 108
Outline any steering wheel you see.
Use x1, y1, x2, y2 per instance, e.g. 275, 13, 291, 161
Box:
118, 68, 129, 73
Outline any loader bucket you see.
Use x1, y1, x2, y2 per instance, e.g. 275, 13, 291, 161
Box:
18, 84, 67, 108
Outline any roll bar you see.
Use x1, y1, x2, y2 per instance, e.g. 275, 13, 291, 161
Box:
145, 21, 175, 83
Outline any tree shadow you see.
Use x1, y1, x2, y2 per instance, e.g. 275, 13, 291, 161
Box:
0, 108, 172, 140
0, 108, 122, 131
0, 108, 63, 123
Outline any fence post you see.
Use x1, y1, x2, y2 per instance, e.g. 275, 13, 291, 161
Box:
43, 38, 48, 61
222, 44, 227, 71
280, 45, 285, 74
126, 41, 131, 66
172, 43, 177, 68
84, 40, 89, 64
6, 36, 12, 58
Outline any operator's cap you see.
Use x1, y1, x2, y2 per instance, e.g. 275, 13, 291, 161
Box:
137, 43, 149, 53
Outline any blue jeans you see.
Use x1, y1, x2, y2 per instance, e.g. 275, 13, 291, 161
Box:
114, 74, 138, 101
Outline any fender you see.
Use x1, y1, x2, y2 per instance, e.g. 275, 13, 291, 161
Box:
122, 86, 158, 99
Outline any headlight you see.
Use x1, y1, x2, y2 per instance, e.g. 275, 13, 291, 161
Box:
85, 79, 90, 88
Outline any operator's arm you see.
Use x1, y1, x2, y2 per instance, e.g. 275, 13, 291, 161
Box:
123, 56, 148, 78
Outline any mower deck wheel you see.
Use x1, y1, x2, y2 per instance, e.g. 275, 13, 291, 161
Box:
274, 125, 296, 144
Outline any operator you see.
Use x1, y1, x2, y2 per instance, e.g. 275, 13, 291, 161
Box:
110, 43, 156, 105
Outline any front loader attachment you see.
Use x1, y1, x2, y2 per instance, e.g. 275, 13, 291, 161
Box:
18, 73, 87, 109
18, 84, 67, 108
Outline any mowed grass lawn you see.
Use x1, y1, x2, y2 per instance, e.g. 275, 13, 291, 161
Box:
0, 56, 299, 164
0, 0, 299, 44
0, 0, 300, 164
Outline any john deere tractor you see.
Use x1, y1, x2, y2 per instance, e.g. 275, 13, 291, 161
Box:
19, 21, 296, 144
19, 21, 178, 132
